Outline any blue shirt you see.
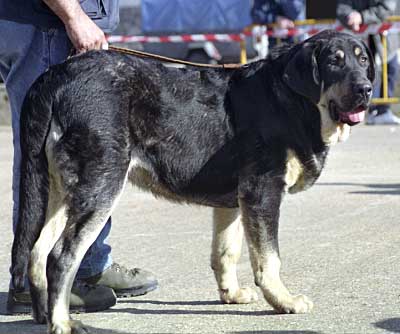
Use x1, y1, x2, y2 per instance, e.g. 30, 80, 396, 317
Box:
0, 0, 119, 33
251, 0, 305, 24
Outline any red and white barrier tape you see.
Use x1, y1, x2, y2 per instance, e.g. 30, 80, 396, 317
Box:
106, 21, 400, 44
107, 33, 245, 43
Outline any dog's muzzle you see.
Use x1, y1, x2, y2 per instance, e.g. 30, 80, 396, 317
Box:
329, 82, 372, 126
329, 101, 367, 126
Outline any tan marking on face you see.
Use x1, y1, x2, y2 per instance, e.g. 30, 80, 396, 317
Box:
317, 83, 352, 145
354, 47, 362, 56
336, 49, 345, 59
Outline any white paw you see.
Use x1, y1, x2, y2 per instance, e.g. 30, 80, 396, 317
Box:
274, 294, 314, 314
51, 320, 89, 334
220, 287, 258, 304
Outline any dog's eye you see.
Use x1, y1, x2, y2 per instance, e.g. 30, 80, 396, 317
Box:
331, 55, 344, 67
360, 56, 368, 64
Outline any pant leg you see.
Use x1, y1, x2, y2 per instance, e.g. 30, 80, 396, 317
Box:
0, 20, 112, 284
387, 55, 399, 99
0, 21, 49, 232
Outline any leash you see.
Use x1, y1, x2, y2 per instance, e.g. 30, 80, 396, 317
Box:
108, 45, 242, 70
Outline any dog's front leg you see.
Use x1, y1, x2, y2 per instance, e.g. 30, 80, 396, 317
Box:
239, 175, 313, 314
211, 208, 258, 304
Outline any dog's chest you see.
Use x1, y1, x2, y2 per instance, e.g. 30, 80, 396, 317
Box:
284, 149, 305, 192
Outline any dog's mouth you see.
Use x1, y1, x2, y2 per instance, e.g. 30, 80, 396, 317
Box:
329, 100, 367, 126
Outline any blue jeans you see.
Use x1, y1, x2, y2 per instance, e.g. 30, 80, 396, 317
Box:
0, 20, 112, 282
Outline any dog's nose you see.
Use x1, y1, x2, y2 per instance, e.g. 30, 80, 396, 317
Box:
355, 83, 372, 98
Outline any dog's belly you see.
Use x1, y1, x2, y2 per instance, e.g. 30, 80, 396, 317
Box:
128, 157, 239, 208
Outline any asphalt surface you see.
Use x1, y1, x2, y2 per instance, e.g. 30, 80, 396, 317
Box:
0, 124, 400, 334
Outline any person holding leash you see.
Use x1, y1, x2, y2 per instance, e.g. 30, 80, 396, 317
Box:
251, 0, 306, 47
0, 0, 158, 314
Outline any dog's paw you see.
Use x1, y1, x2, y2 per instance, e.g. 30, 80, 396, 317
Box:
50, 320, 89, 334
32, 306, 47, 325
31, 292, 48, 324
220, 287, 258, 304
274, 294, 314, 314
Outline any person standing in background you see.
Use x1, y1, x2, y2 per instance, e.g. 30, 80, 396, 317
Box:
251, 0, 306, 48
337, 0, 400, 125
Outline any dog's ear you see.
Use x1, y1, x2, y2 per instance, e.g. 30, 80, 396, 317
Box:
283, 42, 321, 104
361, 40, 376, 83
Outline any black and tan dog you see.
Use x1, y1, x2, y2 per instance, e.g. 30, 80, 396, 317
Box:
11, 30, 374, 334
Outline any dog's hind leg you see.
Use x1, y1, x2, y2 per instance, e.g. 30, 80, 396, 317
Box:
46, 164, 129, 334
211, 208, 258, 304
28, 168, 67, 324
239, 177, 313, 314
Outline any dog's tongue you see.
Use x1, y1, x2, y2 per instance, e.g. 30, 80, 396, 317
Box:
340, 106, 366, 125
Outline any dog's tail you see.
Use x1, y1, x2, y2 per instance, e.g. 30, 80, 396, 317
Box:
11, 79, 53, 291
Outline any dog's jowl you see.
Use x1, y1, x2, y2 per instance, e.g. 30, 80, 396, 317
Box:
11, 30, 374, 333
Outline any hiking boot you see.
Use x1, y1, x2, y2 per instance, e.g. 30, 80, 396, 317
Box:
6, 281, 116, 315
82, 263, 158, 298
366, 110, 400, 125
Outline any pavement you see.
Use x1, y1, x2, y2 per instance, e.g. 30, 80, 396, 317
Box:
0, 124, 400, 334
0, 85, 11, 126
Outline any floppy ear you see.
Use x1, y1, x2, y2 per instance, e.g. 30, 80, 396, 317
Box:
283, 42, 321, 104
361, 40, 376, 83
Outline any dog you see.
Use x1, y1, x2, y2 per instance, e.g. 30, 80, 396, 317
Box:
11, 30, 374, 334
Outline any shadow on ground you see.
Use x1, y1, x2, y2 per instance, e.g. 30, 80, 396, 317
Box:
0, 319, 134, 334
230, 331, 322, 334
108, 299, 277, 316
374, 318, 400, 333
316, 182, 400, 195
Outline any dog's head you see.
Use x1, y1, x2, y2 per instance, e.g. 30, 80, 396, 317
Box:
283, 30, 375, 143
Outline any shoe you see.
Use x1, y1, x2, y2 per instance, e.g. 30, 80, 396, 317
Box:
366, 110, 400, 125
81, 263, 158, 298
6, 281, 116, 315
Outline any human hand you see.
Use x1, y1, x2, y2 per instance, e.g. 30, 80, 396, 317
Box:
276, 16, 295, 29
64, 9, 108, 53
347, 11, 362, 31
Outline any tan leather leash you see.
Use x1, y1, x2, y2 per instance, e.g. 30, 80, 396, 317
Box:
108, 45, 242, 70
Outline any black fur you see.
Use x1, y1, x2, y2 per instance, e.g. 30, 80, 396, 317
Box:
11, 30, 374, 330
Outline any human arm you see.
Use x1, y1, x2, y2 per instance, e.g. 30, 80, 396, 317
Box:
357, 0, 396, 24
280, 0, 305, 21
276, 16, 295, 29
337, 0, 362, 31
276, 0, 305, 29
43, 0, 107, 53
337, 0, 396, 31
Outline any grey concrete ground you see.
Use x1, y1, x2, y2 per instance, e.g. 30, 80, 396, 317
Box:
0, 124, 400, 334
0, 86, 11, 126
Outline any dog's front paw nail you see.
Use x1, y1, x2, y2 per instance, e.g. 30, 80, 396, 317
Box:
221, 287, 258, 304
286, 294, 313, 314
51, 320, 89, 334
71, 320, 89, 334
238, 287, 259, 303
293, 294, 313, 313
